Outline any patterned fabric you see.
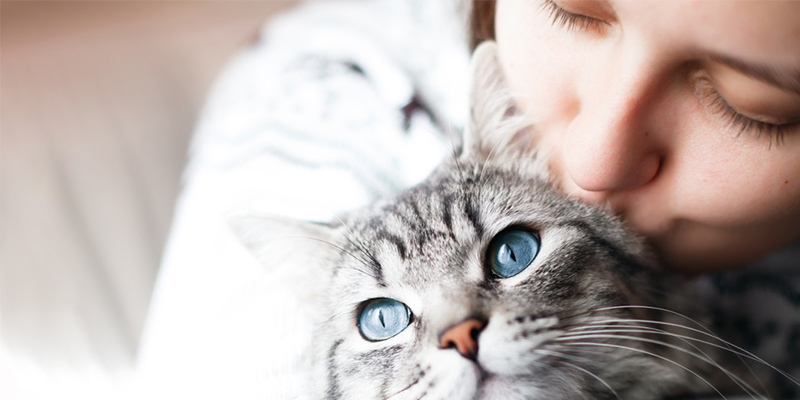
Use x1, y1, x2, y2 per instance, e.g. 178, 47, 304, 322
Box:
700, 244, 800, 398
138, 0, 799, 398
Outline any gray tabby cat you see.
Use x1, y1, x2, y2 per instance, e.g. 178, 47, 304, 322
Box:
234, 42, 796, 399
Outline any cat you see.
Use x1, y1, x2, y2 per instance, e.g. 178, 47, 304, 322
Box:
232, 42, 797, 399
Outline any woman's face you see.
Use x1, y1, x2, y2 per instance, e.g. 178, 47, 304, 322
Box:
495, 0, 800, 273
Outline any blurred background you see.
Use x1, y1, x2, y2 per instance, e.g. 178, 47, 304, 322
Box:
1, 1, 295, 397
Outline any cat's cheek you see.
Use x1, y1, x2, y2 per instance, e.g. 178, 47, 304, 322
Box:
477, 318, 562, 376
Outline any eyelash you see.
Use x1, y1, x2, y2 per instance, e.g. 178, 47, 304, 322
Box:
541, 0, 608, 32
542, 0, 793, 146
702, 84, 790, 146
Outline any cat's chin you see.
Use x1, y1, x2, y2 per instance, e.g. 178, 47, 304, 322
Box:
437, 336, 552, 399
436, 357, 507, 400
475, 373, 503, 396
475, 374, 545, 400
462, 364, 536, 400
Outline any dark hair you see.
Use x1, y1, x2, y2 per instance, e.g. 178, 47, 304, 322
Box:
470, 0, 497, 50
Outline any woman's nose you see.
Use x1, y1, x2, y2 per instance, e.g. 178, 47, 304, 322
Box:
560, 56, 663, 195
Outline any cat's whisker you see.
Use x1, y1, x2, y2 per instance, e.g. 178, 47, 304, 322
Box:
563, 305, 800, 389
557, 333, 767, 399
514, 306, 797, 395
560, 340, 736, 400
594, 305, 713, 332
534, 345, 597, 367
385, 368, 431, 400
577, 316, 732, 348
565, 324, 747, 354
384, 381, 417, 400
534, 348, 622, 400
565, 323, 759, 362
558, 326, 768, 397
555, 305, 640, 323
573, 315, 800, 389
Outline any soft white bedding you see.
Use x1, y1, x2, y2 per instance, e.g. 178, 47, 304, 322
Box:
137, 1, 469, 398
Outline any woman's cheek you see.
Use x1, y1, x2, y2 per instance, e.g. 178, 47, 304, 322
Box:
671, 90, 800, 229
496, 1, 582, 124
672, 138, 800, 230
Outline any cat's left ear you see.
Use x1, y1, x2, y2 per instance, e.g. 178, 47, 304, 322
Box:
229, 213, 341, 298
461, 41, 545, 174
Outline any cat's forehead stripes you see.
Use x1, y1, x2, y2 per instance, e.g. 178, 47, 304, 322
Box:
338, 163, 544, 283
334, 227, 388, 288
334, 158, 647, 302
350, 189, 482, 254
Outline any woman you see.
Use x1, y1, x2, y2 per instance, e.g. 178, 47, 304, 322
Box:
139, 0, 799, 397
474, 0, 800, 273
477, 2, 800, 395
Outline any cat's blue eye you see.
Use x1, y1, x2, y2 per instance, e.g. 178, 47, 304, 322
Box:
358, 298, 412, 342
487, 228, 540, 278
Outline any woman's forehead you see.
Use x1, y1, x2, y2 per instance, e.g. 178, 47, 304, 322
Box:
609, 0, 800, 61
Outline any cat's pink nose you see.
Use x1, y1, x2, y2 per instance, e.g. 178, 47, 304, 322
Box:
439, 318, 485, 360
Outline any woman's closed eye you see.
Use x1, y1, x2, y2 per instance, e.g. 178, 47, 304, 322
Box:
539, 0, 800, 147
541, 0, 611, 33
705, 86, 793, 145
695, 69, 800, 146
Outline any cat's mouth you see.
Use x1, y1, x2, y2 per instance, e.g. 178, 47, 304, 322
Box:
477, 365, 492, 383
476, 369, 511, 398
474, 362, 503, 393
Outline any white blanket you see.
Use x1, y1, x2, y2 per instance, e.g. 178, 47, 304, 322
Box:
137, 1, 469, 398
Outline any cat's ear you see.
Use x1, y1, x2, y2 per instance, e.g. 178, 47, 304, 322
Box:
461, 41, 543, 173
229, 212, 341, 287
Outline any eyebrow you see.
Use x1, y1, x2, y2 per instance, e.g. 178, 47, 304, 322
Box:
710, 54, 800, 96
